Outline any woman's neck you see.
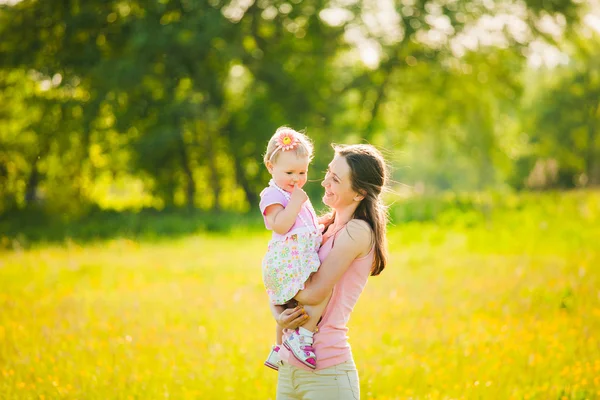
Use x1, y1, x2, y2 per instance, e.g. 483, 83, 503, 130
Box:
331, 204, 358, 231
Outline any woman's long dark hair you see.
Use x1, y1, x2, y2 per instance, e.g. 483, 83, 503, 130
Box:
324, 144, 389, 276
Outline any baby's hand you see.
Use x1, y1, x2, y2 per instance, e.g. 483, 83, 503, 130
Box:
290, 184, 309, 207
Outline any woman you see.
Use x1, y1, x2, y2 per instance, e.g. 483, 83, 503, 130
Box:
271, 144, 389, 399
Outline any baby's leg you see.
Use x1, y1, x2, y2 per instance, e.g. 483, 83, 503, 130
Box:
283, 297, 326, 369
274, 300, 296, 344
299, 290, 333, 333
276, 323, 283, 345
265, 324, 284, 371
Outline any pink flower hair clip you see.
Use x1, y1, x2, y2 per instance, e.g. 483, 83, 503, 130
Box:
270, 129, 300, 160
276, 129, 299, 151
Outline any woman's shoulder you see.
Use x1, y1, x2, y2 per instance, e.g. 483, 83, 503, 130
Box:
346, 219, 372, 236
337, 219, 373, 257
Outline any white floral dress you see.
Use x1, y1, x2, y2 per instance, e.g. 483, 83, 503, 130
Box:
260, 180, 322, 305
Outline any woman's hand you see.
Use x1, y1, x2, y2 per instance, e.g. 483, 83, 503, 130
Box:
276, 306, 309, 330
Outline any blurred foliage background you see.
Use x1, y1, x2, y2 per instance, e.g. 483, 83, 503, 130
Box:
2, 2, 600, 399
0, 0, 599, 237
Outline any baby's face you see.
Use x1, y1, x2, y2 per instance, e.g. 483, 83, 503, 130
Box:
267, 151, 310, 193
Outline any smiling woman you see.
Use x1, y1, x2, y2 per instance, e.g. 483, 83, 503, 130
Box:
320, 144, 389, 275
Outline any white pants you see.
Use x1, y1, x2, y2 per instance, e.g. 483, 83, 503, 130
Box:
276, 359, 360, 400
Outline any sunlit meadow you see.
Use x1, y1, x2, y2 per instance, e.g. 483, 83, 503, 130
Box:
1, 191, 599, 399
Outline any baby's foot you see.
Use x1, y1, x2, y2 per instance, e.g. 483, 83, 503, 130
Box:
264, 345, 283, 371
283, 328, 316, 369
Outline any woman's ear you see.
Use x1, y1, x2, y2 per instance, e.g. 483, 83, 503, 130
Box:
353, 189, 366, 202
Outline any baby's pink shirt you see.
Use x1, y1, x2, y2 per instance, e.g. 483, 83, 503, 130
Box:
259, 185, 318, 237
278, 225, 375, 370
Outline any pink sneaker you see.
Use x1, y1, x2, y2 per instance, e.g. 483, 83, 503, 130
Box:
264, 345, 283, 371
283, 329, 316, 369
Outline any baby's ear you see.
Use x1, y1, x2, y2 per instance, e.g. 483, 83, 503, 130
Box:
266, 161, 274, 173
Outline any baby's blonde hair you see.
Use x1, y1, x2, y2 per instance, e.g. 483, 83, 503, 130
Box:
263, 126, 314, 166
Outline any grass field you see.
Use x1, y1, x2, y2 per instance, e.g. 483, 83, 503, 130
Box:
1, 191, 600, 399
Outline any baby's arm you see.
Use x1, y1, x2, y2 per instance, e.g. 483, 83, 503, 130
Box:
264, 186, 308, 235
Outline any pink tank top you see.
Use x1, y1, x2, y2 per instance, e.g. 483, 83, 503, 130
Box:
278, 224, 375, 371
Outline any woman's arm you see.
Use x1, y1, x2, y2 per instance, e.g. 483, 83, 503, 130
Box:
295, 220, 372, 306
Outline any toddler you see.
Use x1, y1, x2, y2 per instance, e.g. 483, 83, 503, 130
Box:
260, 127, 329, 370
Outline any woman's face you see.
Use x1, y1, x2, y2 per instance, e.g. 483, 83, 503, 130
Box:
322, 154, 358, 209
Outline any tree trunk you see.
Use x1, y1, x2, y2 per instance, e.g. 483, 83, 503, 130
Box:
364, 65, 393, 141
586, 101, 599, 185
204, 130, 222, 212
177, 130, 196, 210
233, 155, 258, 207
221, 121, 258, 208
25, 155, 40, 206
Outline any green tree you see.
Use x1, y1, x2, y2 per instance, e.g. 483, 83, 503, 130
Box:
0, 0, 586, 215
523, 27, 600, 188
